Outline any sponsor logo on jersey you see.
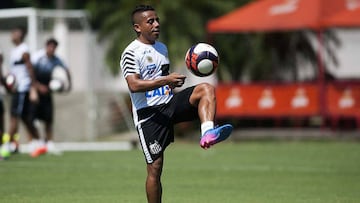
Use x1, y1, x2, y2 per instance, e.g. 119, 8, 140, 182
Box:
145, 85, 173, 98
149, 140, 162, 155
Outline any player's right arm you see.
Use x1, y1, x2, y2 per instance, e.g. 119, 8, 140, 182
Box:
125, 73, 186, 93
121, 48, 185, 93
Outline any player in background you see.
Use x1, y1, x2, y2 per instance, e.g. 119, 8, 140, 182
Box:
120, 5, 233, 203
31, 38, 71, 156
2, 27, 44, 157
0, 49, 5, 159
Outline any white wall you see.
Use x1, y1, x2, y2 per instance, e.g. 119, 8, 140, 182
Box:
299, 29, 360, 80
326, 28, 360, 79
0, 31, 124, 92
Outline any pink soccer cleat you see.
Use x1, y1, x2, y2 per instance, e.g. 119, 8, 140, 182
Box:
200, 124, 233, 149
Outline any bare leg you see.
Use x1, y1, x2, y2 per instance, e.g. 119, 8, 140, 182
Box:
0, 111, 3, 144
146, 155, 164, 203
189, 83, 216, 123
8, 116, 19, 141
22, 117, 40, 141
189, 83, 233, 148
45, 122, 53, 142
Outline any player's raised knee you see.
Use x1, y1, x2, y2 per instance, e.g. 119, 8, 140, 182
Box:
197, 83, 215, 98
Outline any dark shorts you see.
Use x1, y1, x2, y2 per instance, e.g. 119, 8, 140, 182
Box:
0, 99, 4, 116
136, 86, 199, 164
11, 92, 32, 120
31, 94, 53, 123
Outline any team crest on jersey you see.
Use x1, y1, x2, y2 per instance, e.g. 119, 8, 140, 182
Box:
146, 56, 153, 63
149, 140, 162, 155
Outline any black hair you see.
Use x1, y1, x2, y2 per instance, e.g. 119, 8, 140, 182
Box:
46, 38, 58, 46
131, 5, 155, 25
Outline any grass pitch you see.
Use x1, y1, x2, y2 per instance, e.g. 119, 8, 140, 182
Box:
1, 141, 360, 203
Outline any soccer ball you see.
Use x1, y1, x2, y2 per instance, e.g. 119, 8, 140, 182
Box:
49, 66, 70, 93
49, 79, 64, 92
4, 73, 17, 92
185, 43, 219, 77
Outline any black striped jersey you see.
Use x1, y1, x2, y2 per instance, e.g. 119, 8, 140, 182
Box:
10, 43, 31, 92
120, 40, 173, 125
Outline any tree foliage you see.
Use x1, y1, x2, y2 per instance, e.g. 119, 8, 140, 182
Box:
213, 30, 339, 81
86, 0, 248, 75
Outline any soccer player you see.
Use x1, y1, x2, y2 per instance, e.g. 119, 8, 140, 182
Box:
3, 27, 42, 156
31, 38, 71, 155
0, 50, 5, 158
120, 5, 233, 203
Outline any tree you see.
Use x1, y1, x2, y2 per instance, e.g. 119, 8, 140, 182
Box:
211, 29, 340, 82
86, 0, 248, 75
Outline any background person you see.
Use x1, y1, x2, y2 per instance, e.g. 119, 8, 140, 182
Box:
3, 27, 43, 157
0, 49, 6, 159
31, 38, 71, 155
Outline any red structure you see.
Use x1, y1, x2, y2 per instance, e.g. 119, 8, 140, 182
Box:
323, 6, 360, 27
216, 82, 360, 128
207, 0, 348, 32
207, 0, 360, 129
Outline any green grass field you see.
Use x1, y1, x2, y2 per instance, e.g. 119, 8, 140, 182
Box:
1, 141, 360, 203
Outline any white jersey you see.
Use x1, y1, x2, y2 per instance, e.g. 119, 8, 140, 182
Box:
31, 49, 67, 85
10, 43, 31, 92
120, 40, 173, 125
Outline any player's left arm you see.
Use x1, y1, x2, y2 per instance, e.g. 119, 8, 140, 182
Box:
24, 52, 43, 100
65, 67, 72, 91
23, 52, 38, 87
59, 59, 72, 91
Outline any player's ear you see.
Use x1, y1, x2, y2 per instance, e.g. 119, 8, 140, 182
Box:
133, 24, 141, 33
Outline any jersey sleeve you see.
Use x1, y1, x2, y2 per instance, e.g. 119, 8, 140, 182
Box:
120, 50, 140, 78
56, 57, 68, 69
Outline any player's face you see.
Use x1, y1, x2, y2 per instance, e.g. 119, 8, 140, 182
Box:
134, 10, 160, 44
46, 43, 57, 57
11, 30, 23, 45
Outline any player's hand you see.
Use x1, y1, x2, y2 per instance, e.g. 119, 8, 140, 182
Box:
3, 79, 14, 94
36, 83, 50, 94
167, 73, 186, 89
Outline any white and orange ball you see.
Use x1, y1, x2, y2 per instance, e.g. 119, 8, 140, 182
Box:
185, 43, 219, 77
50, 66, 70, 93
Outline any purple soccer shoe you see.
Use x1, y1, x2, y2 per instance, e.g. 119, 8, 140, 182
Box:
200, 124, 233, 149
